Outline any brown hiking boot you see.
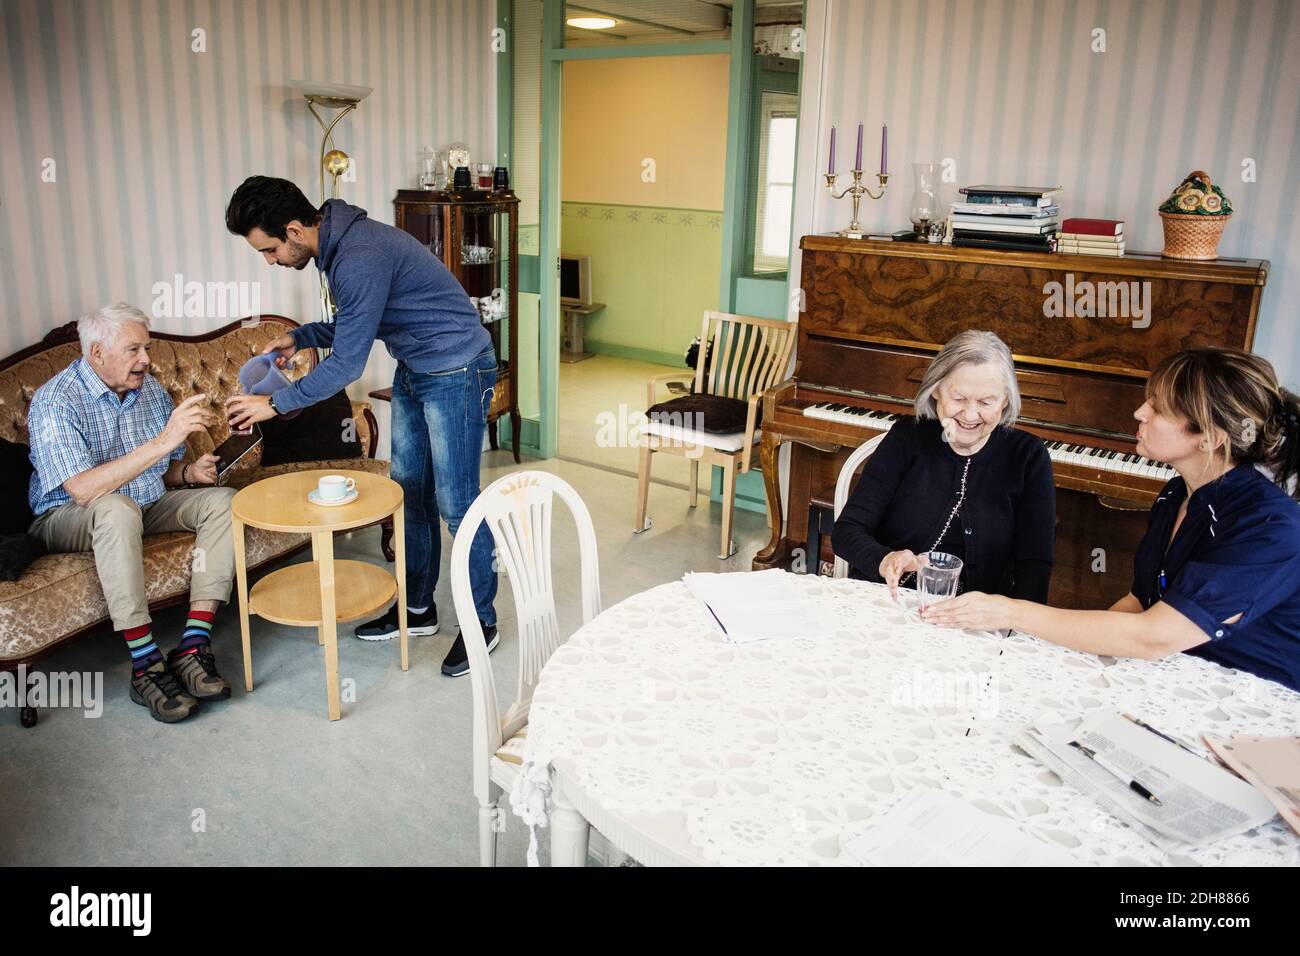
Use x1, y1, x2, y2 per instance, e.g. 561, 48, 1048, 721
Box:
167, 647, 232, 701
129, 662, 200, 723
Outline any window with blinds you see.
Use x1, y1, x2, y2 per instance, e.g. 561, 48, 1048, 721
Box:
752, 91, 798, 274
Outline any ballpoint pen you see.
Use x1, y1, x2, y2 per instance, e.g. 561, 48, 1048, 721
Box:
1122, 713, 1208, 759
1069, 740, 1164, 806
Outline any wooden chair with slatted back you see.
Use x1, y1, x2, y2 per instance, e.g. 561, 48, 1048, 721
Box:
636, 310, 796, 559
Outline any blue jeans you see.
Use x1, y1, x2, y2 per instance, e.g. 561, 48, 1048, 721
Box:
390, 347, 498, 627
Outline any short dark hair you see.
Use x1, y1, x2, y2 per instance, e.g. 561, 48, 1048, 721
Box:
225, 176, 321, 239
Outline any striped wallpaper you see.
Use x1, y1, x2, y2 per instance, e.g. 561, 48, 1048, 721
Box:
0, 0, 497, 421
812, 0, 1300, 382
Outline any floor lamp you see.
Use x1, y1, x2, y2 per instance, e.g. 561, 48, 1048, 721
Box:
295, 82, 372, 322
299, 81, 372, 201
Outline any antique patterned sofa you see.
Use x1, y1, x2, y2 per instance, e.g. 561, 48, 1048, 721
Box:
0, 315, 389, 726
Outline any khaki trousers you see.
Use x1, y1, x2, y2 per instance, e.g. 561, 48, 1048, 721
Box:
29, 487, 238, 631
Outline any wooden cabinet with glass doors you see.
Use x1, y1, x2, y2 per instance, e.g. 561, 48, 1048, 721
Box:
393, 188, 521, 462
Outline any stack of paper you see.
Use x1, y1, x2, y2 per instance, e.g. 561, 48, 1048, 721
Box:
842, 790, 1075, 866
682, 569, 834, 644
1015, 712, 1278, 851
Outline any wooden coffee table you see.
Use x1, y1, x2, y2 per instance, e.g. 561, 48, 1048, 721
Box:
231, 469, 408, 721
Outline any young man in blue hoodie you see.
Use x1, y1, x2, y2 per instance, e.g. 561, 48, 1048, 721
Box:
224, 176, 498, 676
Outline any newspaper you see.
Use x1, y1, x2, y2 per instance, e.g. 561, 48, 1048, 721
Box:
682, 569, 835, 644
1203, 735, 1300, 838
1014, 712, 1278, 850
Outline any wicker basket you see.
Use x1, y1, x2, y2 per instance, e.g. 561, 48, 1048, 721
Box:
1159, 211, 1231, 260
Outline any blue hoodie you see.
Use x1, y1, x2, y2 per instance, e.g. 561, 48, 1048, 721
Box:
271, 199, 491, 414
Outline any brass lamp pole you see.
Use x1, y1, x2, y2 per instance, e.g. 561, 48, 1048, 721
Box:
299, 84, 371, 201
294, 83, 371, 323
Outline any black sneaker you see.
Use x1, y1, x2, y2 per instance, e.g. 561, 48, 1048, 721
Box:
355, 603, 439, 642
441, 624, 500, 677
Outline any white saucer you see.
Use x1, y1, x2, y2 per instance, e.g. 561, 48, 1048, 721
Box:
308, 488, 358, 507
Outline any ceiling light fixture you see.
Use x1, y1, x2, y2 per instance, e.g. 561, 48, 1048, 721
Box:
567, 16, 617, 29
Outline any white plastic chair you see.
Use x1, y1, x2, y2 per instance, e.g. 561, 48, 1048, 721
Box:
831, 434, 887, 579
450, 470, 602, 866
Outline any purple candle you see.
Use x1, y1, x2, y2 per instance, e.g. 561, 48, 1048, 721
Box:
828, 126, 836, 175
855, 123, 863, 171
881, 125, 888, 175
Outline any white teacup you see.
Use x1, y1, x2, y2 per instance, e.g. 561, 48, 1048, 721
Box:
317, 475, 356, 501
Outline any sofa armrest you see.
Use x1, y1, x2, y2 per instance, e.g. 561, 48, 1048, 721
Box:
350, 401, 380, 459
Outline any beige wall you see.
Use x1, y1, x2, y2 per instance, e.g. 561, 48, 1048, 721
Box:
562, 54, 730, 210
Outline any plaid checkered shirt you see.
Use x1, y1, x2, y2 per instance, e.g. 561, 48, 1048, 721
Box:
27, 358, 184, 517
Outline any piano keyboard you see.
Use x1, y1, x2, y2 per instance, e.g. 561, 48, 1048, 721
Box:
803, 402, 903, 431
802, 401, 1177, 482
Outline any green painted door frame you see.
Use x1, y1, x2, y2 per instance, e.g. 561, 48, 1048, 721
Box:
538, 0, 565, 459
504, 0, 757, 460
718, 0, 755, 313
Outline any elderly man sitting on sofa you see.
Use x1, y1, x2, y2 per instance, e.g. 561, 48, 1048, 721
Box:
26, 303, 236, 724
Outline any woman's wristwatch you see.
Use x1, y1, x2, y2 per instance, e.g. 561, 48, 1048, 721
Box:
267, 394, 280, 416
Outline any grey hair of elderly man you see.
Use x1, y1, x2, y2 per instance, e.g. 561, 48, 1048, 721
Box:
77, 301, 151, 355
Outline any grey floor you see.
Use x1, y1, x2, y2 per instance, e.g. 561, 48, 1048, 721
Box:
0, 450, 770, 866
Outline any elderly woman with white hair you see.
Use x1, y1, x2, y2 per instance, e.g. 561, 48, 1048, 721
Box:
832, 330, 1056, 602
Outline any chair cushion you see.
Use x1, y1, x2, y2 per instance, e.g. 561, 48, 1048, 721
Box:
0, 534, 43, 582
645, 394, 756, 434
494, 726, 529, 765
641, 420, 760, 453
490, 726, 529, 788
259, 389, 363, 467
0, 438, 34, 534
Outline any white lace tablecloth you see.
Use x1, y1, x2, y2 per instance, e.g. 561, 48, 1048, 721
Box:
519, 575, 1300, 866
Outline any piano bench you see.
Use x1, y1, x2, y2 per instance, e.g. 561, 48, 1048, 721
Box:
807, 488, 837, 576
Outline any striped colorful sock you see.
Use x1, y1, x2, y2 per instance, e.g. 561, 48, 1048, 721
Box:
124, 624, 161, 676
174, 608, 216, 656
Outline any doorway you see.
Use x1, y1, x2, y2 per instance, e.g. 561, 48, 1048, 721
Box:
555, 49, 730, 484
505, 0, 808, 526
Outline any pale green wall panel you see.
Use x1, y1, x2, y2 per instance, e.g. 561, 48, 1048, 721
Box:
734, 276, 789, 321
516, 291, 541, 419
561, 202, 722, 360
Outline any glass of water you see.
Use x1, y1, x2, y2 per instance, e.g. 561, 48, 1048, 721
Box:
917, 551, 963, 609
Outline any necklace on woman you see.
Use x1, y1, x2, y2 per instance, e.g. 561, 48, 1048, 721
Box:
929, 456, 972, 551
902, 455, 972, 589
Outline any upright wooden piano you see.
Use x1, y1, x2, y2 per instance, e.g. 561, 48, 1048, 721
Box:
754, 236, 1269, 608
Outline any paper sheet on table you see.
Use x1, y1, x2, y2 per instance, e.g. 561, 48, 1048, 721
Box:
1016, 713, 1278, 850
842, 789, 1075, 866
1203, 735, 1300, 838
682, 569, 835, 644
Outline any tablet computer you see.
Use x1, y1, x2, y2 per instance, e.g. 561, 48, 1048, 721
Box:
212, 425, 263, 485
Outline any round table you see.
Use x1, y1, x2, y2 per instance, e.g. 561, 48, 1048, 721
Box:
231, 469, 407, 721
519, 575, 1300, 866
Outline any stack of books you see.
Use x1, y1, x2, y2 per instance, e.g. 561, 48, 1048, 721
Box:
1058, 218, 1125, 256
949, 185, 1061, 253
